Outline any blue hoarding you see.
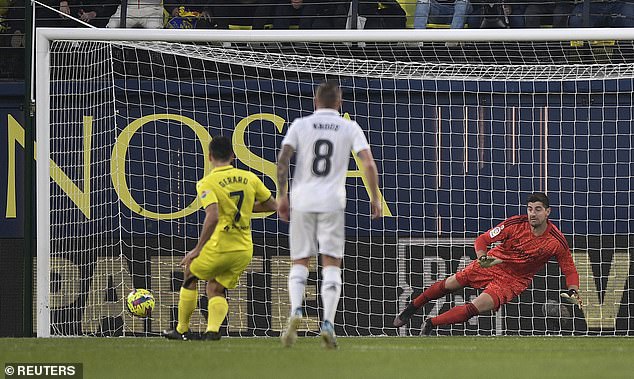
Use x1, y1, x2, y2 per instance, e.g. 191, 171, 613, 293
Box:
2, 78, 634, 238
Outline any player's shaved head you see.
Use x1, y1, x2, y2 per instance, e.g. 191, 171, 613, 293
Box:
209, 135, 234, 161
315, 81, 342, 110
527, 192, 550, 208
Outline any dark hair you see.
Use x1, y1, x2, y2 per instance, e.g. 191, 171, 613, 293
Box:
208, 135, 233, 161
315, 80, 342, 109
527, 192, 550, 208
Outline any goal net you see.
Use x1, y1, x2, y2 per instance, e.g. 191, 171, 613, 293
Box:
36, 28, 633, 337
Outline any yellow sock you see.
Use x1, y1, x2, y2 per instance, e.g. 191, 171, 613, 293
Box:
207, 296, 229, 333
176, 287, 198, 334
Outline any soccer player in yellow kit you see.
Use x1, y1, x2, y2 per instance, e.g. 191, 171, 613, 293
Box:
163, 136, 277, 340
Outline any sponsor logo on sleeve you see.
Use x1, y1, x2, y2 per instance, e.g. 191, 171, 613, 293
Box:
200, 190, 210, 199
489, 224, 504, 238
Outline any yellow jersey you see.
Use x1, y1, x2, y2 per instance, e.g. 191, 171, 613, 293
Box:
196, 165, 272, 253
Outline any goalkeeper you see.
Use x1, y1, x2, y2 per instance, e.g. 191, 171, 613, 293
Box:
394, 192, 582, 334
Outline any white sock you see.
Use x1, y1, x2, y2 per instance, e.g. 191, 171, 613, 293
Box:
321, 266, 342, 325
288, 264, 309, 316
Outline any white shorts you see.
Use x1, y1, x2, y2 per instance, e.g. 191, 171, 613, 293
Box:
289, 210, 345, 260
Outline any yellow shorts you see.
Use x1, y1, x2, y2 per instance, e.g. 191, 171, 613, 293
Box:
189, 248, 252, 289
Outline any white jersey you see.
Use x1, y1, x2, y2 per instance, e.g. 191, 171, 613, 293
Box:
281, 108, 370, 212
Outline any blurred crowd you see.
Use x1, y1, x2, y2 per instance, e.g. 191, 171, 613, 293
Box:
1, 0, 634, 45
0, 0, 633, 52
1, 1, 632, 78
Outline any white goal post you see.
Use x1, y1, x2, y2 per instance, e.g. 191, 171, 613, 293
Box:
36, 28, 634, 338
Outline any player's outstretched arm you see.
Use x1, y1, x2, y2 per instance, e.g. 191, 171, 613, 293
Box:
555, 242, 581, 307
357, 149, 381, 219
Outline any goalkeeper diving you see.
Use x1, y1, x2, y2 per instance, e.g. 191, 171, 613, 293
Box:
394, 192, 582, 334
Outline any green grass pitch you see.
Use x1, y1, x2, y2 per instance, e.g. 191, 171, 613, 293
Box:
1, 337, 632, 379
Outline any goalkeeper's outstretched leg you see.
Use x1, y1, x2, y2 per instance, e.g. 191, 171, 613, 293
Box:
424, 292, 496, 334
393, 275, 463, 327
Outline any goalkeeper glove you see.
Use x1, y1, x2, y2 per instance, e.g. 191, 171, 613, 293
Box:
560, 289, 583, 308
477, 254, 498, 268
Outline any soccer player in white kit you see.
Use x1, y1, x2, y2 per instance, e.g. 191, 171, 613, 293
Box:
276, 81, 381, 349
